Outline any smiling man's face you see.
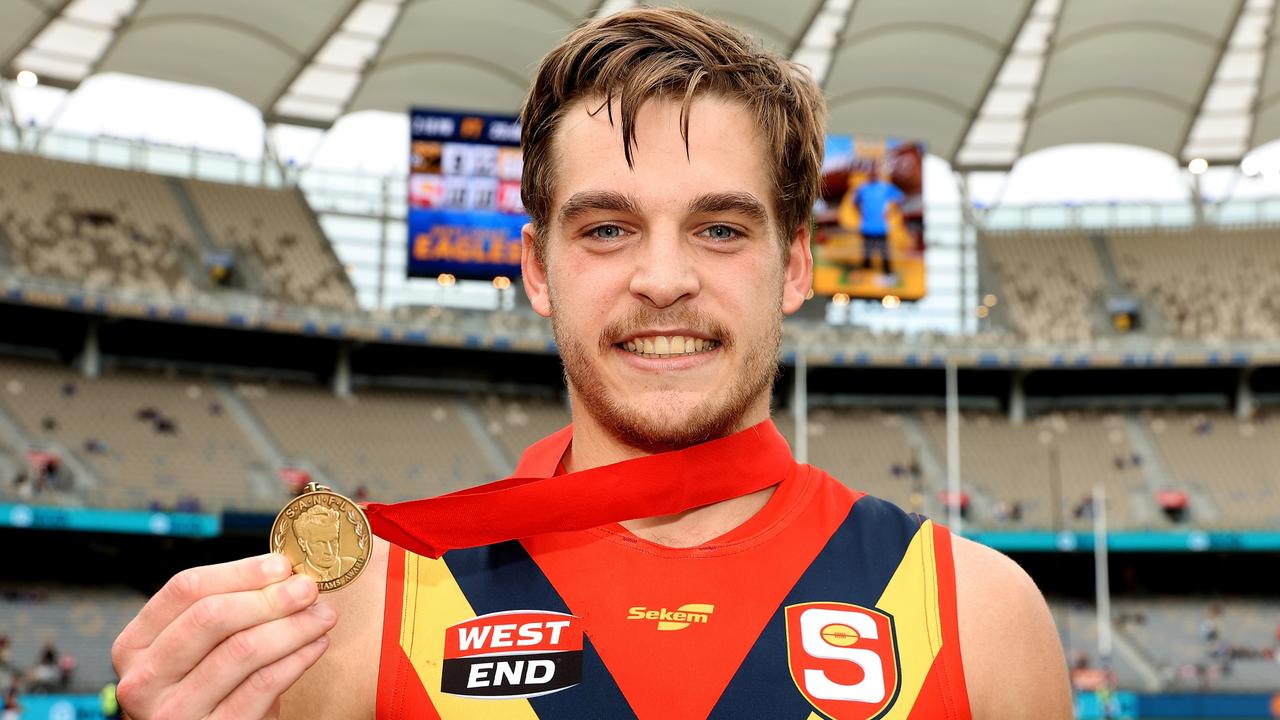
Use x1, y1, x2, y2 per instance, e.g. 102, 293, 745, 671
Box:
522, 95, 812, 452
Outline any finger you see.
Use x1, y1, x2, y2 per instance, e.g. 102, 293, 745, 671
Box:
144, 574, 320, 687
207, 633, 330, 720
115, 554, 292, 660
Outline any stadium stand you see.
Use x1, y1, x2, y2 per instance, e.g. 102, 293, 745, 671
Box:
1143, 410, 1280, 529
183, 179, 358, 311
793, 408, 925, 514
0, 584, 145, 693
921, 411, 1145, 529
0, 151, 200, 299
239, 383, 493, 503
1051, 600, 1151, 692
475, 394, 570, 469
1112, 598, 1280, 692
1110, 227, 1280, 341
982, 230, 1106, 345
0, 358, 267, 512
0, 151, 358, 312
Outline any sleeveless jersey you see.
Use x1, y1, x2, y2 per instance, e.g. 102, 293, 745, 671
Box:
376, 429, 970, 719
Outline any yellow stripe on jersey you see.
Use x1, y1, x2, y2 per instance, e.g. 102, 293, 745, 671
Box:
399, 551, 540, 719
872, 519, 944, 720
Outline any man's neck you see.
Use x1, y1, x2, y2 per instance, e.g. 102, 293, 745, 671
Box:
562, 397, 776, 548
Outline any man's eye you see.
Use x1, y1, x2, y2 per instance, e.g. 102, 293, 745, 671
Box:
589, 225, 624, 240
701, 225, 739, 241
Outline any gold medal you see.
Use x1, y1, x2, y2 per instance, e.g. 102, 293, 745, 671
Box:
269, 482, 372, 592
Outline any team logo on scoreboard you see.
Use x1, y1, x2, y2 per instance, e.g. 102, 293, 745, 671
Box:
441, 610, 583, 699
784, 602, 901, 719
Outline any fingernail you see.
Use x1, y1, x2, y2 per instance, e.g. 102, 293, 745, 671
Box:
288, 575, 315, 602
262, 554, 289, 577
313, 634, 330, 647
311, 603, 336, 622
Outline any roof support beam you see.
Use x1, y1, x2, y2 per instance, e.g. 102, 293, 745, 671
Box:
949, 0, 1037, 167
0, 0, 75, 76
260, 0, 365, 116
1177, 0, 1247, 161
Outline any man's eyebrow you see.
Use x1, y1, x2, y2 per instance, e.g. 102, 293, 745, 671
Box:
688, 192, 769, 225
557, 190, 641, 225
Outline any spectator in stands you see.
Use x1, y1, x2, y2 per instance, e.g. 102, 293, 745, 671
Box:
28, 643, 59, 693
0, 637, 14, 690
1195, 416, 1214, 435
1, 685, 20, 720
153, 416, 177, 435
11, 472, 30, 500
1200, 604, 1221, 643
57, 652, 75, 690
1073, 495, 1095, 520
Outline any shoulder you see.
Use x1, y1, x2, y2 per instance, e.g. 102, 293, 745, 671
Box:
950, 536, 1072, 720
280, 536, 391, 720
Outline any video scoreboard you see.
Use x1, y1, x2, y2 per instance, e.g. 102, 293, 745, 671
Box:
407, 108, 527, 281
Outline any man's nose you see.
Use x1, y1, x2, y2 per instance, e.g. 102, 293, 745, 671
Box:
628, 225, 700, 308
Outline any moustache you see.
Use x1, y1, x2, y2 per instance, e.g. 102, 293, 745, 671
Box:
598, 306, 733, 353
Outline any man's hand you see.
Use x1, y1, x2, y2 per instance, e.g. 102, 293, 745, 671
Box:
112, 553, 338, 719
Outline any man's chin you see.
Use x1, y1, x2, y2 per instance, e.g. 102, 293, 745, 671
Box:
596, 399, 751, 453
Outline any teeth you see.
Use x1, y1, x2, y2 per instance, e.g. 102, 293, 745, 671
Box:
621, 335, 718, 357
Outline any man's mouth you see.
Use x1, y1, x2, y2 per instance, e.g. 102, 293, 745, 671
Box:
617, 335, 721, 359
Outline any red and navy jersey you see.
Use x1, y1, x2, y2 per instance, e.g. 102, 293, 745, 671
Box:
377, 424, 970, 719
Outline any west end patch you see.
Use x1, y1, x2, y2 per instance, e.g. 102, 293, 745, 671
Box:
441, 610, 584, 700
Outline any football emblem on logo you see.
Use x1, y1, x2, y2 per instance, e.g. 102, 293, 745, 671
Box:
785, 602, 901, 719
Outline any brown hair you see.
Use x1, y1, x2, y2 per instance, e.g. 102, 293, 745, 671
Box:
520, 6, 827, 260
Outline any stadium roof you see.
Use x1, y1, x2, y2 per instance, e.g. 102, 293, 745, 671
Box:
2, 0, 1278, 171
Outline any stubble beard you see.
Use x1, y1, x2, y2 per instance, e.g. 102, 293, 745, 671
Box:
551, 291, 782, 454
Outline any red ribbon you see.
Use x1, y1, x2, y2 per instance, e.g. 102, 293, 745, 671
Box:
364, 419, 793, 559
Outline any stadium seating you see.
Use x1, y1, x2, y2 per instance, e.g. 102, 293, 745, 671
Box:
475, 394, 570, 468
785, 408, 925, 513
982, 230, 1106, 345
1109, 227, 1280, 341
0, 151, 200, 299
183, 179, 358, 311
1143, 410, 1280, 529
0, 358, 266, 511
240, 383, 493, 503
1111, 598, 1280, 692
921, 411, 1144, 529
0, 584, 145, 693
0, 151, 358, 312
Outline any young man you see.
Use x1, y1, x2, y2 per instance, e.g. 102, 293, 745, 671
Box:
111, 8, 1071, 719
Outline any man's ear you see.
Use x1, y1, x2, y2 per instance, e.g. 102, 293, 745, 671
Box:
521, 223, 552, 318
781, 222, 814, 315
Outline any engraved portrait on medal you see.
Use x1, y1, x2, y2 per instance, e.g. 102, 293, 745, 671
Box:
270, 483, 372, 592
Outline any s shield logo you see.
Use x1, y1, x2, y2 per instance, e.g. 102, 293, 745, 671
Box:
785, 602, 901, 719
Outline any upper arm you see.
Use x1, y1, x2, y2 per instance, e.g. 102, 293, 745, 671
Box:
279, 536, 390, 720
952, 536, 1072, 720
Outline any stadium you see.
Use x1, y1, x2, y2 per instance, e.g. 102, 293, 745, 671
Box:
1, 0, 1279, 718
